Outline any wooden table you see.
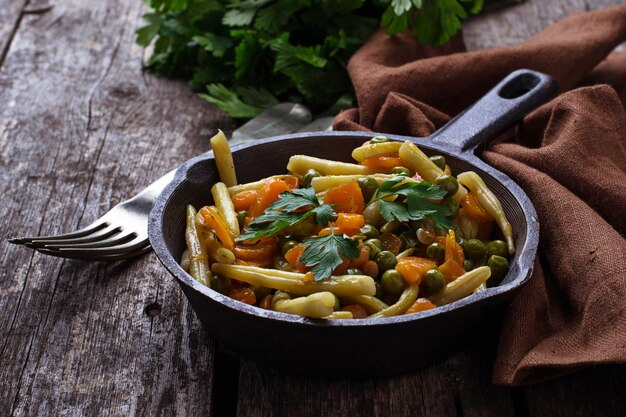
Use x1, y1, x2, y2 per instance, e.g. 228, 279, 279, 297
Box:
1, 0, 624, 415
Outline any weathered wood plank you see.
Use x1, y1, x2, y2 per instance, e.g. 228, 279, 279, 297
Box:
0, 0, 26, 65
236, 321, 515, 417
464, 0, 624, 51
0, 0, 233, 415
523, 365, 626, 417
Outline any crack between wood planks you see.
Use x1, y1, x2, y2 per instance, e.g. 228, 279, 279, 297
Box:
0, 0, 30, 70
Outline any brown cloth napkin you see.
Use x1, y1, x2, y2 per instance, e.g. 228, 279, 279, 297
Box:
334, 5, 626, 385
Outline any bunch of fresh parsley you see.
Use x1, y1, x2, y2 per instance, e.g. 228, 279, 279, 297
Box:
136, 0, 483, 119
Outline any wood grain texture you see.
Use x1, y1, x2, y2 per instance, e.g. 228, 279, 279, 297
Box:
236, 322, 516, 417
0, 0, 26, 64
464, 0, 626, 51
0, 0, 233, 415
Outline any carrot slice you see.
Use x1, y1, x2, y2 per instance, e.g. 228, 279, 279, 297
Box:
233, 238, 278, 262
197, 206, 235, 250
438, 259, 466, 283
405, 298, 437, 314
284, 244, 308, 272
444, 230, 465, 266
335, 213, 365, 230
323, 181, 364, 214
360, 155, 403, 172
395, 257, 437, 285
460, 193, 494, 222
228, 287, 256, 305
232, 190, 258, 211
248, 177, 297, 218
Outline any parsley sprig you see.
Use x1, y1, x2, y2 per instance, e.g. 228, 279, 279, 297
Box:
368, 176, 453, 229
237, 187, 359, 281
237, 187, 335, 242
137, 0, 483, 119
300, 230, 359, 281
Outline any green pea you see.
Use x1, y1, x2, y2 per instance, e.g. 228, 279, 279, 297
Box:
375, 250, 398, 272
420, 268, 445, 295
400, 230, 418, 249
381, 269, 406, 295
300, 169, 320, 188
463, 239, 487, 260
334, 295, 341, 311
281, 240, 299, 256
463, 259, 474, 271
487, 255, 510, 283
359, 224, 380, 240
380, 220, 402, 234
487, 240, 508, 258
365, 238, 383, 258
429, 155, 446, 170
347, 268, 364, 275
426, 242, 445, 262
357, 177, 379, 201
370, 135, 389, 143
435, 174, 459, 196
237, 210, 248, 229
390, 166, 411, 176
210, 275, 232, 295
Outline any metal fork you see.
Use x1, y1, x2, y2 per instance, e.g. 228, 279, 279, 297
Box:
9, 171, 175, 261
9, 105, 331, 261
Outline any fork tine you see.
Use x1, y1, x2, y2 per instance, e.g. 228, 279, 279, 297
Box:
36, 229, 133, 250
36, 243, 152, 261
9, 220, 109, 245
53, 236, 148, 258
23, 224, 121, 249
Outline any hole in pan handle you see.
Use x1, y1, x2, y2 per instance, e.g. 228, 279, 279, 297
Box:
429, 69, 558, 153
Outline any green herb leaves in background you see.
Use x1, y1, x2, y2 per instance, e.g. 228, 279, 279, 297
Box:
137, 0, 483, 119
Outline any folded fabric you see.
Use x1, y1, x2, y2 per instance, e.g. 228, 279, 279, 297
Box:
334, 5, 626, 385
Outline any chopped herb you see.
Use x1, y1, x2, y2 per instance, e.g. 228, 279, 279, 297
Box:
300, 230, 359, 281
237, 187, 335, 242
368, 176, 453, 229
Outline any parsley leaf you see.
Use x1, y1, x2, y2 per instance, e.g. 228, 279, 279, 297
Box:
300, 230, 359, 281
237, 187, 336, 242
369, 177, 452, 229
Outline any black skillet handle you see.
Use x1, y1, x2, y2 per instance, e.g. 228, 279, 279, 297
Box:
429, 69, 557, 153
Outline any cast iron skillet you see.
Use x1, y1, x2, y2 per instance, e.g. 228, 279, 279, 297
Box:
149, 69, 557, 378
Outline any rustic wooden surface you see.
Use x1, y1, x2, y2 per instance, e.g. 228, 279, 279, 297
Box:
0, 0, 624, 416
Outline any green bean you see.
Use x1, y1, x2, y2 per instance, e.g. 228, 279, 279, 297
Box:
370, 284, 419, 318
340, 295, 389, 314
215, 247, 236, 264
457, 171, 515, 254
185, 205, 211, 286
273, 291, 337, 318
428, 266, 491, 306
180, 249, 190, 272
211, 264, 376, 297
